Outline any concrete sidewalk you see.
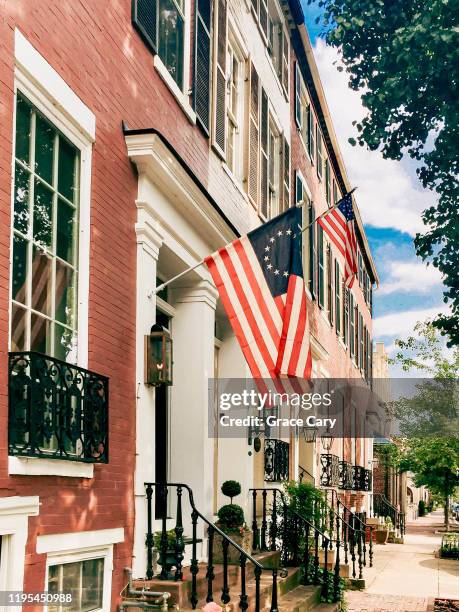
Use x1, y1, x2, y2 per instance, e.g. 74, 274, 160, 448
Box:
346, 509, 459, 611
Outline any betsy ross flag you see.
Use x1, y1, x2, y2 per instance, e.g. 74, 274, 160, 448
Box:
318, 194, 357, 288
205, 207, 311, 391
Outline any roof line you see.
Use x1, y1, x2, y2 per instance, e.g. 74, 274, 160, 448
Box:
122, 123, 241, 238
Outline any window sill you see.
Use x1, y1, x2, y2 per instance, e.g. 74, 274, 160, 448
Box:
154, 55, 196, 125
9, 456, 94, 478
221, 162, 249, 203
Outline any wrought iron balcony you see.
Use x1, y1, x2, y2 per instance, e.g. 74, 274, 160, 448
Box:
8, 352, 109, 463
264, 438, 289, 482
338, 460, 354, 490
352, 466, 372, 491
320, 453, 340, 487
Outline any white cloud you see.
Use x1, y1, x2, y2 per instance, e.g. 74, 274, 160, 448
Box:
373, 305, 449, 338
379, 261, 443, 295
313, 39, 435, 236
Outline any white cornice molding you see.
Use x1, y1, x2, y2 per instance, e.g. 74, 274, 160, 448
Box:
0, 495, 40, 517
172, 279, 219, 310
125, 133, 237, 251
37, 527, 125, 555
310, 334, 329, 362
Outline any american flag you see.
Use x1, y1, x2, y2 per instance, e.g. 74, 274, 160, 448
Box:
318, 194, 357, 288
205, 207, 311, 393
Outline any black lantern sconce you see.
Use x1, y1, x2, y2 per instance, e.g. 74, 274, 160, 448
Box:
321, 431, 334, 452
144, 324, 173, 386
301, 425, 317, 444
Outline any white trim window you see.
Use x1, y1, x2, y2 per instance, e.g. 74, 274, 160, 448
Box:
47, 556, 104, 612
11, 92, 80, 363
38, 528, 124, 612
13, 30, 94, 368
226, 35, 245, 181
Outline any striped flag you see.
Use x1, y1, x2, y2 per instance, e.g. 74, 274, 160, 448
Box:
318, 193, 357, 288
205, 207, 311, 392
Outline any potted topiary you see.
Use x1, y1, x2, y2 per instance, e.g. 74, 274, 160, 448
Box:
213, 481, 251, 563
375, 519, 390, 544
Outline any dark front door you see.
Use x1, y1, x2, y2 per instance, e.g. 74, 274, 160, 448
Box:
155, 309, 171, 518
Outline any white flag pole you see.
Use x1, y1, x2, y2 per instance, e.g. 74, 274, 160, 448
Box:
298, 187, 357, 235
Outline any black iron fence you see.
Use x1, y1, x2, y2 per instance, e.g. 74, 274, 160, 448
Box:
8, 352, 109, 463
338, 460, 354, 490
320, 453, 340, 487
264, 438, 289, 482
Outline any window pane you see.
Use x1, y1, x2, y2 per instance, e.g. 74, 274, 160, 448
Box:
11, 304, 27, 351
13, 163, 31, 234
54, 323, 77, 363
15, 94, 32, 165
12, 234, 28, 304
158, 0, 184, 87
58, 137, 78, 202
33, 179, 53, 248
81, 558, 104, 611
57, 199, 76, 263
35, 114, 55, 185
55, 260, 77, 327
30, 312, 51, 354
61, 561, 82, 610
31, 247, 52, 316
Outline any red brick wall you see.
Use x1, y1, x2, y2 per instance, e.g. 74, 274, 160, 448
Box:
0, 0, 219, 608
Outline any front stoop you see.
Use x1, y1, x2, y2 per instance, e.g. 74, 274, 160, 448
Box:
122, 551, 341, 610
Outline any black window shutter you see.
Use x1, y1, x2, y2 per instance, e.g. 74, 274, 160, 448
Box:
132, 0, 158, 53
212, 0, 227, 156
295, 170, 303, 204
295, 63, 302, 129
194, 0, 212, 133
260, 88, 269, 218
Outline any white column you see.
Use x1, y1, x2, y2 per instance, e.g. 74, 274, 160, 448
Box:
169, 280, 218, 522
132, 202, 164, 579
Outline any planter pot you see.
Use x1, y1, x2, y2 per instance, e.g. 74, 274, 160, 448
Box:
375, 529, 389, 544
212, 528, 252, 564
387, 530, 396, 543
157, 548, 180, 580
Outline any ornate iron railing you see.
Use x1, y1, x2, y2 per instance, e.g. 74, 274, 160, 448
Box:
338, 460, 354, 490
371, 493, 405, 535
264, 438, 289, 482
352, 465, 364, 491
320, 453, 340, 487
145, 483, 284, 611
8, 352, 109, 463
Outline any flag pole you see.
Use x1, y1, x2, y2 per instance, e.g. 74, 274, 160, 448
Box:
298, 187, 357, 235
147, 193, 355, 298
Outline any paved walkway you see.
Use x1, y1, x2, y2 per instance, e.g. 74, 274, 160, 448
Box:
346, 510, 459, 611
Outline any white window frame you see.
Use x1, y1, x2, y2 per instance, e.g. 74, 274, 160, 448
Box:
225, 29, 246, 184
153, 0, 196, 123
37, 529, 124, 612
0, 497, 40, 612
264, 0, 289, 99
9, 30, 95, 479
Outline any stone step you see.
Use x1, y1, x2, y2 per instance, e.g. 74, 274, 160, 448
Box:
132, 552, 287, 609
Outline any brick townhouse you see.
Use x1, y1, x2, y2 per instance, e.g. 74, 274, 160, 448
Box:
0, 0, 379, 609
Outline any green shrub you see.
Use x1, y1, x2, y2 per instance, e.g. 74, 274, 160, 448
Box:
418, 500, 426, 517
217, 504, 245, 528
221, 480, 241, 502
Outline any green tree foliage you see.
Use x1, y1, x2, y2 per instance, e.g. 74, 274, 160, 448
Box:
311, 0, 459, 345
389, 322, 459, 528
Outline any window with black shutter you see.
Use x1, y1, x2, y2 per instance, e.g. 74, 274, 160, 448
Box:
318, 225, 325, 308
194, 0, 212, 133
335, 260, 341, 336
295, 62, 302, 129
211, 0, 228, 156
260, 88, 269, 219
132, 0, 158, 53
247, 62, 260, 206
281, 137, 290, 210
309, 202, 316, 298
343, 286, 349, 347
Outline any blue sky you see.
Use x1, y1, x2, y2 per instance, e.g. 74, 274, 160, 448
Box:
302, 3, 446, 366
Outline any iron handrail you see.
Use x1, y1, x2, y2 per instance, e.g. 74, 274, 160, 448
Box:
147, 481, 269, 570
298, 464, 315, 483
